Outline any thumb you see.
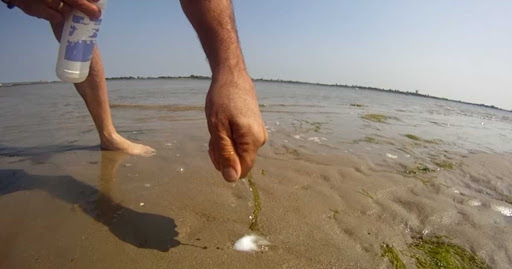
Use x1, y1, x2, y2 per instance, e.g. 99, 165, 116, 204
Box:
212, 134, 242, 182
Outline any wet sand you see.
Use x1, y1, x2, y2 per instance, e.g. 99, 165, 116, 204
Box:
1, 79, 511, 268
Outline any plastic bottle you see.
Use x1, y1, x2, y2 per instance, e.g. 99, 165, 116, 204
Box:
56, 0, 107, 83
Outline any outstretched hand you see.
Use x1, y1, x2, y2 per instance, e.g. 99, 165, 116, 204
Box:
13, 0, 101, 23
206, 74, 267, 182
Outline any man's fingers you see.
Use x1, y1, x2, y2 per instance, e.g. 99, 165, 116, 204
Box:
262, 125, 268, 146
41, 7, 64, 24
212, 134, 242, 182
237, 145, 257, 179
50, 19, 65, 41
59, 3, 73, 17
208, 140, 220, 171
235, 129, 266, 179
63, 0, 101, 19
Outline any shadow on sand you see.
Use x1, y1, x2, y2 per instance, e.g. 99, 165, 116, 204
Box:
0, 144, 100, 164
0, 151, 180, 252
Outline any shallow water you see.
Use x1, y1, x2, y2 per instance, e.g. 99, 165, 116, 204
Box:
1, 79, 511, 268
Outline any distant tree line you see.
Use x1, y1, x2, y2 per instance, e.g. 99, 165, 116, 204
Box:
0, 75, 508, 112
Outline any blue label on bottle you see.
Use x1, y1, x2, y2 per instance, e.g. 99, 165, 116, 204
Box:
64, 15, 102, 62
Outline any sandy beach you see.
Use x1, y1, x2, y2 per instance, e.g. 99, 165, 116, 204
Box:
1, 79, 511, 268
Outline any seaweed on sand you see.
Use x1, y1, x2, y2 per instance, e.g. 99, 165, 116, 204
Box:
354, 136, 378, 144
381, 244, 406, 269
248, 172, 261, 231
404, 164, 435, 175
410, 236, 491, 269
361, 114, 395, 123
432, 160, 454, 170
357, 189, 375, 200
350, 103, 366, 107
381, 236, 491, 269
403, 134, 442, 144
401, 164, 436, 185
329, 209, 340, 221
503, 195, 512, 205
404, 134, 422, 141
293, 119, 328, 133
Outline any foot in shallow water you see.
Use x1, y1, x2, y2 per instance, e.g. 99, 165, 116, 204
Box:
100, 133, 156, 157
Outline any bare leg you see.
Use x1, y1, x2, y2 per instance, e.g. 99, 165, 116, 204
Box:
51, 22, 155, 157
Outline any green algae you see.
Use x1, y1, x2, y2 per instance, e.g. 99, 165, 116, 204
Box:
381, 244, 406, 269
410, 236, 491, 269
356, 136, 378, 144
381, 236, 491, 269
294, 119, 327, 133
329, 209, 340, 221
350, 103, 366, 107
401, 164, 436, 185
355, 136, 396, 145
248, 172, 261, 231
404, 164, 435, 175
361, 113, 393, 123
403, 134, 442, 144
363, 137, 378, 143
404, 134, 422, 141
358, 188, 375, 200
304, 120, 324, 133
433, 160, 454, 170
405, 164, 435, 175
503, 195, 512, 205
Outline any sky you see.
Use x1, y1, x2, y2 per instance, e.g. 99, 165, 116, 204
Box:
1, 0, 511, 110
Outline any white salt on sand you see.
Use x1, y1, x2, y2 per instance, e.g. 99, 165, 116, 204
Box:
233, 235, 270, 252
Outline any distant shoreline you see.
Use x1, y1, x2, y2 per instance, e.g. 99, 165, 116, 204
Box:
1, 75, 509, 113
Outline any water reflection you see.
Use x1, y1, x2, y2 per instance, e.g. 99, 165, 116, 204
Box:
0, 151, 180, 252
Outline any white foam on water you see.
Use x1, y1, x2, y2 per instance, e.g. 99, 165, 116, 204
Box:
233, 235, 270, 252
386, 153, 398, 159
292, 135, 304, 140
467, 199, 482, 207
491, 204, 512, 217
307, 137, 321, 143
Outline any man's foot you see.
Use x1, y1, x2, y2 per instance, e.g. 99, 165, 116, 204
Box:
100, 133, 156, 157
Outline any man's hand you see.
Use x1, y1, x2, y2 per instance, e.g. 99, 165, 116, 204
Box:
181, 0, 267, 182
206, 74, 267, 182
13, 0, 101, 24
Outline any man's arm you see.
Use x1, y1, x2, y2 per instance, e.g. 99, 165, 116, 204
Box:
181, 0, 267, 182
180, 0, 246, 78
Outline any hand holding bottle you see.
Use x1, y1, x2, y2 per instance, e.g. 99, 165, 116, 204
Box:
11, 0, 101, 23
56, 0, 106, 83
